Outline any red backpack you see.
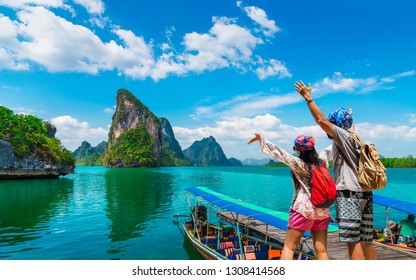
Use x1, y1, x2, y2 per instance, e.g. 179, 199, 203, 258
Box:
310, 164, 336, 208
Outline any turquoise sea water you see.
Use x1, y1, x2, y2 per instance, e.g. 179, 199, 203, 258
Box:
0, 166, 415, 260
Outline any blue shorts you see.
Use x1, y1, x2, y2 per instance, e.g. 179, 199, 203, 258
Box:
335, 190, 373, 243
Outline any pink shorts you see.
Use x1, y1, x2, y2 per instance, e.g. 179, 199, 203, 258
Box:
287, 210, 329, 231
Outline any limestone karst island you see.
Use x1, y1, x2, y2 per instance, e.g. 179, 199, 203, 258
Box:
0, 89, 242, 179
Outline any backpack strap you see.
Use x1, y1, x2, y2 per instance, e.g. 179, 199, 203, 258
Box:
349, 132, 366, 148
335, 131, 360, 173
291, 167, 312, 196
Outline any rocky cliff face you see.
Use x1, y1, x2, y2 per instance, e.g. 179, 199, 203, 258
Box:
108, 89, 162, 151
104, 89, 162, 167
160, 117, 185, 159
159, 117, 189, 166
0, 140, 74, 179
183, 136, 236, 166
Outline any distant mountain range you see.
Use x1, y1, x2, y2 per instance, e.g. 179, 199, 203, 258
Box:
241, 158, 272, 166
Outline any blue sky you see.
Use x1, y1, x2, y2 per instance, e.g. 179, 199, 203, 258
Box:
0, 0, 415, 160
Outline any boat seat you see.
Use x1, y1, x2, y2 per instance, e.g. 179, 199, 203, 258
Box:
200, 237, 217, 244
224, 248, 233, 256
228, 254, 243, 260
245, 253, 256, 260
257, 244, 271, 252
217, 247, 234, 257
255, 251, 268, 260
244, 245, 255, 253
220, 241, 234, 249
233, 248, 241, 255
232, 241, 241, 248
228, 236, 238, 242
227, 253, 257, 260
268, 249, 282, 260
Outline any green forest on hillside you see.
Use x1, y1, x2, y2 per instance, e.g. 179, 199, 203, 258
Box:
104, 124, 158, 167
0, 106, 75, 165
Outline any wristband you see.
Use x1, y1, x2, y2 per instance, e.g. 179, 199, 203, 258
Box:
306, 99, 314, 104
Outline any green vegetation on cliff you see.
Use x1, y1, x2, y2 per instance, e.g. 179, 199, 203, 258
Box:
264, 161, 287, 167
104, 124, 157, 167
72, 141, 106, 166
0, 106, 75, 165
161, 148, 189, 166
78, 153, 103, 166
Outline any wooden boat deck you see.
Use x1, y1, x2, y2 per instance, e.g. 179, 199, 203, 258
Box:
220, 212, 416, 260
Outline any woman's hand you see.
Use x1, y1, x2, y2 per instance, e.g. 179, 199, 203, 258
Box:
247, 133, 261, 145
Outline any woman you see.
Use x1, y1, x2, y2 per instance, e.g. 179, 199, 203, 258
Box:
247, 133, 331, 260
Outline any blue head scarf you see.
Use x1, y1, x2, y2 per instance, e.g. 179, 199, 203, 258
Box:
327, 107, 353, 130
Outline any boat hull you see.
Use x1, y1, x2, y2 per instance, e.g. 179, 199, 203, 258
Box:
183, 223, 227, 260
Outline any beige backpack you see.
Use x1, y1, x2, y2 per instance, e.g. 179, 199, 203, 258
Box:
350, 133, 387, 190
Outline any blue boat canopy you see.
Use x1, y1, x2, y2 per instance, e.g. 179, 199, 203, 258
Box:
373, 194, 416, 215
187, 187, 339, 237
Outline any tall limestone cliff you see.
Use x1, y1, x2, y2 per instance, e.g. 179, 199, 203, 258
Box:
183, 136, 241, 166
103, 89, 162, 167
159, 117, 189, 166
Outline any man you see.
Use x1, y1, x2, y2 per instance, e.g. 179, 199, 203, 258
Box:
295, 80, 377, 260
398, 214, 416, 244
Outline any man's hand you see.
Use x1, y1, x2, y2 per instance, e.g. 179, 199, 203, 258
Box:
294, 80, 334, 137
294, 80, 312, 101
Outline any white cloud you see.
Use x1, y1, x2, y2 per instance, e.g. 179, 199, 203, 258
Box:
238, 2, 280, 37
0, 2, 289, 81
0, 0, 65, 9
255, 57, 291, 80
356, 123, 416, 142
188, 70, 415, 122
314, 72, 376, 93
0, 7, 112, 73
183, 16, 263, 72
410, 114, 416, 124
174, 113, 416, 160
50, 115, 108, 151
174, 114, 328, 155
72, 0, 105, 15
191, 91, 302, 120
103, 107, 114, 114
313, 71, 416, 95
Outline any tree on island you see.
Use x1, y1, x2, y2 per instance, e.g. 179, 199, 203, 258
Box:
0, 106, 74, 166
